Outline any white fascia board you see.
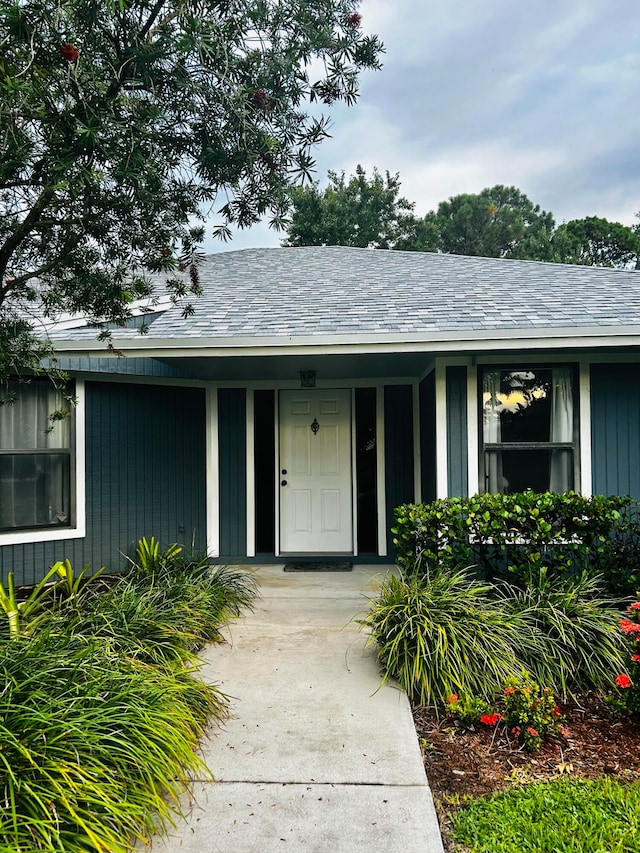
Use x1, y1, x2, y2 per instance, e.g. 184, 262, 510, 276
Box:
50, 324, 640, 360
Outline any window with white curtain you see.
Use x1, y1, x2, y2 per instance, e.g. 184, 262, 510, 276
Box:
0, 381, 73, 531
481, 367, 577, 494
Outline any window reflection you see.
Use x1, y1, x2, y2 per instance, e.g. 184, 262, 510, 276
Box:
482, 368, 575, 494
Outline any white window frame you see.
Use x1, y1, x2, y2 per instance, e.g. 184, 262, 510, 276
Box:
0, 379, 86, 545
479, 364, 579, 495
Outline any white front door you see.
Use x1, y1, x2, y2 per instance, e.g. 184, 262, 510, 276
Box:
279, 389, 353, 553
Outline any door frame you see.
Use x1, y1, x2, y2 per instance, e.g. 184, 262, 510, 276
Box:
276, 387, 355, 556
239, 381, 396, 559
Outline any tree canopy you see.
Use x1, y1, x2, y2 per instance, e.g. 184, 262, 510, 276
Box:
284, 165, 438, 250
285, 168, 640, 269
0, 0, 382, 380
549, 216, 640, 268
427, 185, 556, 260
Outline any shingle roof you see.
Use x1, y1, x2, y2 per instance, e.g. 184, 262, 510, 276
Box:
46, 246, 640, 343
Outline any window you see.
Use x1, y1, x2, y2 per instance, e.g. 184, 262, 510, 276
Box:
481, 367, 577, 494
0, 381, 73, 531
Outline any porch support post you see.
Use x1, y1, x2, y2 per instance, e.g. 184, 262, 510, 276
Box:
467, 363, 479, 496
579, 360, 592, 497
412, 381, 422, 504
376, 384, 387, 557
246, 388, 256, 558
435, 361, 448, 498
205, 386, 220, 557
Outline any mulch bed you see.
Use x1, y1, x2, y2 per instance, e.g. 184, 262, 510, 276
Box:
413, 694, 640, 852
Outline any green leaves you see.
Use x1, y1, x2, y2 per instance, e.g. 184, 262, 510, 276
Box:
392, 492, 630, 586
0, 544, 257, 851
1, 0, 383, 379
359, 567, 526, 706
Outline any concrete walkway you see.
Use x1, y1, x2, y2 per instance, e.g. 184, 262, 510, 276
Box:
150, 565, 445, 853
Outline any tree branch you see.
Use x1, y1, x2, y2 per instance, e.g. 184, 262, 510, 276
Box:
0, 185, 56, 299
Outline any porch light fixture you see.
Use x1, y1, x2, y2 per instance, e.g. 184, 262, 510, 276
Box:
299, 370, 316, 387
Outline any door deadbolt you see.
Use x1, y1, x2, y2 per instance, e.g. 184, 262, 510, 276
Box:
281, 469, 287, 475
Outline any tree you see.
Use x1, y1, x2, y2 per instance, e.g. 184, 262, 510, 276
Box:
283, 165, 438, 250
0, 0, 382, 380
429, 185, 556, 260
549, 216, 640, 268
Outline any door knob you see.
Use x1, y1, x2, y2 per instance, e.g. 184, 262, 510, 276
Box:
281, 479, 287, 486
281, 469, 287, 475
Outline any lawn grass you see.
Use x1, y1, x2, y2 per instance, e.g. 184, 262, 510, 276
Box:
452, 777, 640, 853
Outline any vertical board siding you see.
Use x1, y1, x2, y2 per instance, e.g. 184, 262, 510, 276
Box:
419, 373, 437, 504
446, 366, 469, 498
52, 357, 188, 377
0, 382, 207, 585
591, 364, 640, 497
218, 388, 247, 557
384, 385, 415, 554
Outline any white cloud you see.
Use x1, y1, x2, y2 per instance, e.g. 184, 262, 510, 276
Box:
208, 0, 640, 249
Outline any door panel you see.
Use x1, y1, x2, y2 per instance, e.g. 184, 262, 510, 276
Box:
279, 390, 352, 553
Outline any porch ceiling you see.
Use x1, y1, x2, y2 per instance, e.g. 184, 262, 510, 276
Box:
157, 350, 435, 382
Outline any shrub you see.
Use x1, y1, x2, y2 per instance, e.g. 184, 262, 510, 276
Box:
607, 599, 640, 718
445, 673, 562, 753
501, 672, 563, 752
67, 555, 257, 667
392, 492, 629, 586
0, 539, 258, 852
445, 693, 494, 728
359, 565, 527, 705
0, 630, 226, 852
498, 568, 626, 697
590, 506, 640, 598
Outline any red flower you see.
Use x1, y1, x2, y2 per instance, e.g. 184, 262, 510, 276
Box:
526, 727, 538, 737
628, 602, 640, 611
554, 705, 561, 716
503, 686, 515, 696
632, 654, 640, 663
446, 694, 458, 704
346, 12, 362, 26
620, 618, 640, 635
60, 42, 79, 62
511, 726, 521, 737
615, 674, 632, 689
251, 88, 271, 113
480, 712, 502, 726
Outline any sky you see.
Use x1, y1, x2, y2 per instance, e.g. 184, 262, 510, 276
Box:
207, 0, 640, 252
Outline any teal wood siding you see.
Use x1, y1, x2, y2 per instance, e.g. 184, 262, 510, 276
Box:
384, 385, 415, 554
419, 373, 437, 503
0, 382, 206, 585
53, 357, 188, 377
447, 366, 468, 497
218, 389, 247, 557
591, 364, 640, 497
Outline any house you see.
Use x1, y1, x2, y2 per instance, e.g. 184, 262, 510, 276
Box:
2, 246, 640, 585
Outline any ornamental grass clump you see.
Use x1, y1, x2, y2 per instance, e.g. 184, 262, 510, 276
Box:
69, 545, 257, 667
0, 539, 257, 853
499, 567, 627, 698
360, 564, 527, 705
0, 630, 226, 852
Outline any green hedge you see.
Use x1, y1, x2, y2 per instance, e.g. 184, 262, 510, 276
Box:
392, 491, 630, 585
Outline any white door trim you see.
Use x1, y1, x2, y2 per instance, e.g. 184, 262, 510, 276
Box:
278, 389, 353, 554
